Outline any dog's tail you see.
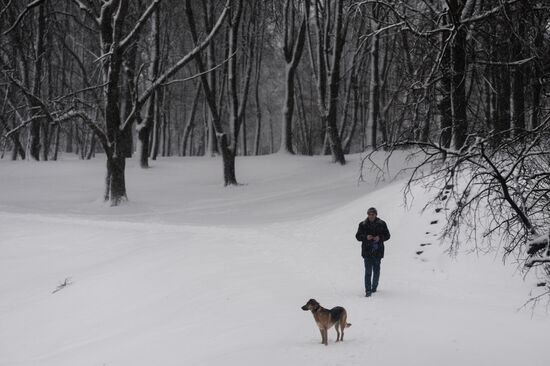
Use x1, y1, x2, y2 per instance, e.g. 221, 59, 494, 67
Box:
345, 323, 352, 328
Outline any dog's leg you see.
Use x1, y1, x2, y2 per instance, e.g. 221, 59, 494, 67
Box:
340, 313, 347, 341
335, 323, 341, 342
319, 328, 325, 344
322, 328, 328, 345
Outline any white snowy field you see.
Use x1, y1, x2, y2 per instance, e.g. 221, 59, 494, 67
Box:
0, 153, 549, 366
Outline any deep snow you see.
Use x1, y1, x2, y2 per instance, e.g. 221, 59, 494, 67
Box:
0, 153, 548, 366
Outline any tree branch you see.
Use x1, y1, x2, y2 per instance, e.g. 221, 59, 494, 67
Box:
3, 0, 45, 35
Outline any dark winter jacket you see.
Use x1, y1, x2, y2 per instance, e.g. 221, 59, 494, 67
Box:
355, 217, 391, 258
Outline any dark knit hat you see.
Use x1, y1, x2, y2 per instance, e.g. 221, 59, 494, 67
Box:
367, 207, 378, 215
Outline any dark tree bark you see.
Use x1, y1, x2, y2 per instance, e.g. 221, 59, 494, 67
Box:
530, 7, 545, 129
186, 0, 254, 185
0, 115, 26, 160
449, 0, 468, 150
368, 30, 380, 149
52, 124, 61, 160
134, 4, 160, 168
182, 84, 201, 156
439, 35, 452, 149
252, 10, 265, 156
183, 8, 222, 162
279, 0, 309, 154
309, 0, 347, 164
29, 1, 45, 161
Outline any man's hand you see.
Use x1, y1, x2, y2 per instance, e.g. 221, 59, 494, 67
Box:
374, 236, 380, 241
367, 235, 373, 240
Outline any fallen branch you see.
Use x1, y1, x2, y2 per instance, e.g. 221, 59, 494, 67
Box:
52, 277, 72, 294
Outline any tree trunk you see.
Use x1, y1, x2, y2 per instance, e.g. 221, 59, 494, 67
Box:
182, 84, 201, 156
279, 0, 309, 154
185, 0, 240, 184
161, 104, 168, 156
1, 117, 25, 160
368, 31, 380, 149
253, 68, 262, 155
219, 134, 237, 185
253, 8, 265, 156
86, 134, 96, 160
105, 155, 127, 206
151, 88, 162, 160
66, 122, 73, 153
309, 0, 346, 164
439, 34, 452, 149
495, 65, 511, 135
343, 71, 360, 153
281, 65, 298, 154
205, 0, 219, 157
52, 124, 61, 160
451, 26, 467, 149
511, 67, 525, 135
530, 21, 543, 129
225, 0, 244, 181
135, 5, 159, 167
29, 2, 45, 161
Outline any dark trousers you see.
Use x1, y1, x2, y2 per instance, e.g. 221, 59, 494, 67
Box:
364, 257, 381, 292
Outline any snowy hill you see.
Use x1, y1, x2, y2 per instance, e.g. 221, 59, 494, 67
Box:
0, 154, 548, 366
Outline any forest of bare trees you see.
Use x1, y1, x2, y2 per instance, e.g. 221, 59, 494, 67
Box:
1, 0, 548, 190
1, 1, 550, 287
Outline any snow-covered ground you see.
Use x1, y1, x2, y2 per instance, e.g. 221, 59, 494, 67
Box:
0, 153, 548, 366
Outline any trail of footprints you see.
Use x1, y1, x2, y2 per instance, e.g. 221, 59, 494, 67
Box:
415, 185, 453, 261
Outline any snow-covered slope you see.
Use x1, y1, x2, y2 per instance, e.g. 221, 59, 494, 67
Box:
0, 154, 548, 366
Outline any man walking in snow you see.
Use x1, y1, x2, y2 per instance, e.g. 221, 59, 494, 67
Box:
355, 207, 391, 297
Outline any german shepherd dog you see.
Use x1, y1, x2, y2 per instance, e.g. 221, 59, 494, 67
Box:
301, 299, 351, 345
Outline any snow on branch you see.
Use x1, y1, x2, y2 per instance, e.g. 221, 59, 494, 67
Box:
526, 230, 550, 267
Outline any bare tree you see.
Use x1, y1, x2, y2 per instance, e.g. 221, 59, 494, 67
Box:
279, 0, 310, 154
308, 0, 348, 164
136, 2, 160, 169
